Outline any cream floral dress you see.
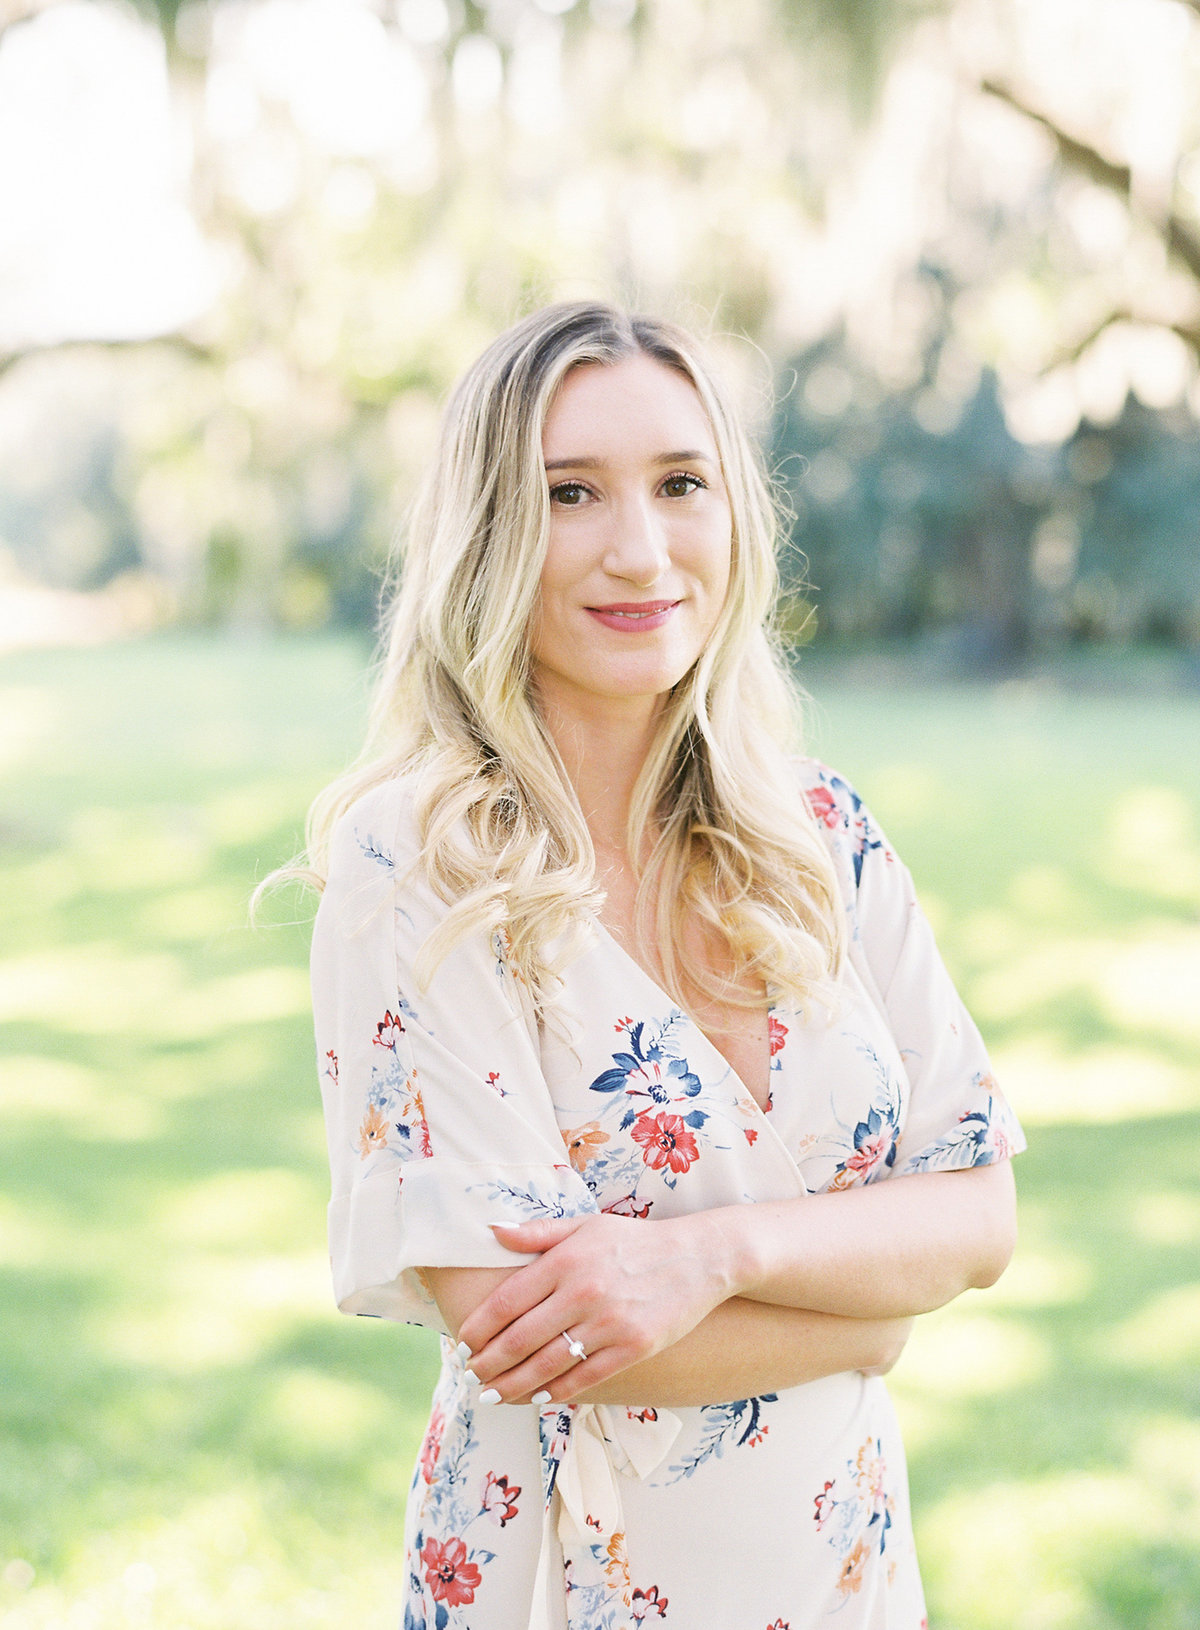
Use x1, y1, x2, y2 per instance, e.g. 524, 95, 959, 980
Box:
310, 760, 1024, 1630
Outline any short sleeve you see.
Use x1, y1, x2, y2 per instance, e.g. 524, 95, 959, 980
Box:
801, 761, 1025, 1175
309, 779, 597, 1331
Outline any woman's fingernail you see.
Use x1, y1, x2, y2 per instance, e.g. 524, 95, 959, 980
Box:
463, 1369, 481, 1387
478, 1388, 502, 1406
455, 1340, 472, 1363
531, 1390, 552, 1406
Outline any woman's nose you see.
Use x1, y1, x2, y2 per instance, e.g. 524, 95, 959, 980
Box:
603, 496, 670, 585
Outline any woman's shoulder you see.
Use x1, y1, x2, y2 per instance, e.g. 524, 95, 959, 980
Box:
326, 772, 425, 884
789, 756, 897, 889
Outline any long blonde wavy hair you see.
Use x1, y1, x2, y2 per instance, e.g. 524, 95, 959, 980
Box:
289, 301, 844, 1014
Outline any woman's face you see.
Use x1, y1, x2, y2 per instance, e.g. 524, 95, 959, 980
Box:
531, 353, 733, 728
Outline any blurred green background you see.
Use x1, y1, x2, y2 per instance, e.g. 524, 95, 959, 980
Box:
2, 0, 1199, 1626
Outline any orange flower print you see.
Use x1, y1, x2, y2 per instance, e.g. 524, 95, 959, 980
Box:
604, 1529, 632, 1601
357, 1101, 389, 1157
420, 1535, 481, 1607
837, 1535, 872, 1597
563, 1121, 610, 1172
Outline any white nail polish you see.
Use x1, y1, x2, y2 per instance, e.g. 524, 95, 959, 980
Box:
455, 1340, 472, 1363
478, 1388, 502, 1405
531, 1390, 552, 1406
463, 1369, 481, 1387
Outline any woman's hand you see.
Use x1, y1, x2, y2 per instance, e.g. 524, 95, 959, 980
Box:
456, 1211, 735, 1404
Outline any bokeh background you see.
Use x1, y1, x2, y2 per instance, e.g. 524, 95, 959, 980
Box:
1, 1, 1199, 1626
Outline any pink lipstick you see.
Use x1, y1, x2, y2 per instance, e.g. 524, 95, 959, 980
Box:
586, 600, 679, 631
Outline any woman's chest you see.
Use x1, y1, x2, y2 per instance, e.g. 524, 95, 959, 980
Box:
539, 932, 914, 1213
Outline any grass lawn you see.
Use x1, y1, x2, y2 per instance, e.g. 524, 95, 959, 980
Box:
1, 634, 1198, 1629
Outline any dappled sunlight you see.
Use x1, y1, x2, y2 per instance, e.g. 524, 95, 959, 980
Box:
1102, 784, 1200, 911
994, 1038, 1200, 1125
1, 1052, 161, 1141
165, 964, 312, 1038
156, 1168, 319, 1253
895, 1303, 1050, 1399
204, 782, 324, 847
0, 686, 58, 771
0, 946, 186, 1031
252, 1367, 388, 1453
982, 1246, 1094, 1310
918, 1462, 1200, 1630
3, 640, 1198, 1628
1102, 930, 1200, 1042
94, 1250, 330, 1371
0, 944, 309, 1040
1131, 1189, 1200, 1248
973, 921, 1200, 1048
0, 1487, 403, 1630
1112, 1284, 1200, 1370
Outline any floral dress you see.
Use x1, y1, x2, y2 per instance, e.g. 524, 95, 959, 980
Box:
310, 760, 1024, 1630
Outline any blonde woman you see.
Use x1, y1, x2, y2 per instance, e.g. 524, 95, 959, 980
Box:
305, 302, 1023, 1629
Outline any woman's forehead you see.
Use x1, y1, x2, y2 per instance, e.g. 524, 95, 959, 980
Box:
541, 353, 717, 462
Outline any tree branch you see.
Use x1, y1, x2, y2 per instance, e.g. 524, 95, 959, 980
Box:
981, 77, 1200, 287
0, 331, 219, 383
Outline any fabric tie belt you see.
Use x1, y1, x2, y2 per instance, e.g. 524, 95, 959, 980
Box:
530, 1401, 682, 1630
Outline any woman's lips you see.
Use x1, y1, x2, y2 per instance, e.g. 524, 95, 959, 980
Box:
586, 600, 680, 632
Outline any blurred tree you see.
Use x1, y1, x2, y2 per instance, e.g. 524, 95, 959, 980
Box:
0, 0, 1196, 652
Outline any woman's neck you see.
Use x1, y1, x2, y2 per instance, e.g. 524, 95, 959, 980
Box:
537, 692, 662, 854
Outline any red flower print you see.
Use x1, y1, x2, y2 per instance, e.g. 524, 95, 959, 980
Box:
485, 1070, 506, 1097
805, 784, 842, 830
744, 1127, 759, 1145
767, 1621, 792, 1629
420, 1535, 482, 1606
631, 1112, 699, 1175
813, 1480, 835, 1530
324, 1049, 338, 1083
632, 1584, 669, 1619
481, 1470, 521, 1527
627, 1406, 658, 1423
418, 1406, 445, 1483
768, 1015, 788, 1056
373, 1010, 405, 1050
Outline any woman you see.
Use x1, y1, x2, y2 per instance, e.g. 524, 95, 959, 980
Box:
305, 302, 1023, 1629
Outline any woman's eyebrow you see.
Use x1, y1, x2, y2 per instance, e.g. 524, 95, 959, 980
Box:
544, 449, 714, 471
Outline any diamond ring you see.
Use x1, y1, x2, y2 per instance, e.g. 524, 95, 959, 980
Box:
561, 1332, 588, 1363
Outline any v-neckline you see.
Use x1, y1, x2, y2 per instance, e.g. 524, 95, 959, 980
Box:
589, 917, 775, 1115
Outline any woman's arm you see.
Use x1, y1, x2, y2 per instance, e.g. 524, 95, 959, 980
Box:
429, 1159, 1014, 1405
428, 1262, 913, 1407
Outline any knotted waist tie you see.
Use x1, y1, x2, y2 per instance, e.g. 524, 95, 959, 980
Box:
530, 1401, 682, 1630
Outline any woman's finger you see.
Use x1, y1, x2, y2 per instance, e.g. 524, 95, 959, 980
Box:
489, 1216, 589, 1252
473, 1325, 615, 1407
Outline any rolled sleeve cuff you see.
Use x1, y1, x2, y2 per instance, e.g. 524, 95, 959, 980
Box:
328, 1158, 599, 1328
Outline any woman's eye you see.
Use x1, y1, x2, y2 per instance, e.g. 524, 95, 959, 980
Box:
662, 473, 703, 498
549, 481, 589, 506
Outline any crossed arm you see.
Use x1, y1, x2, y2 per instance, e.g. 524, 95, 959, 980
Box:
425, 1159, 1016, 1409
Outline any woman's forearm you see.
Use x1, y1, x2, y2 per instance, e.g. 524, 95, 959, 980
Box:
428, 1161, 1016, 1406
571, 1300, 912, 1408
703, 1161, 1017, 1320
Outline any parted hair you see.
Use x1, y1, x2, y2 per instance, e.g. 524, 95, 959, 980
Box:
287, 301, 845, 1013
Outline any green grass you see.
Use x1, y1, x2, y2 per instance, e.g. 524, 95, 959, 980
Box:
2, 635, 1199, 1629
